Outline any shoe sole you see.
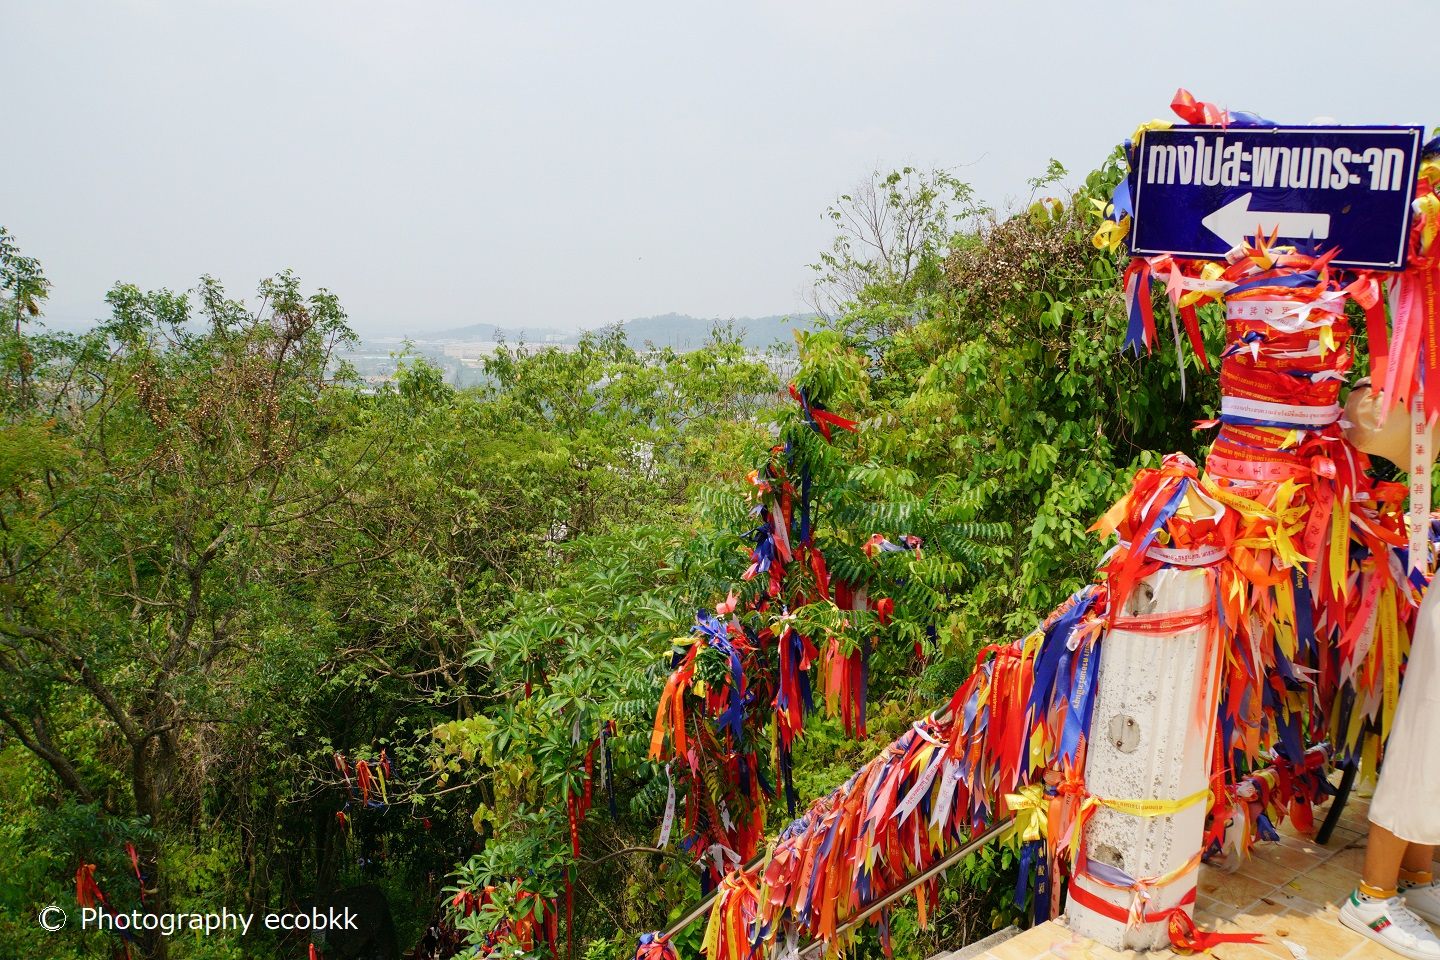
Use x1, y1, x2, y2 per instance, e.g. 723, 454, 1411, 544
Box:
1339, 907, 1440, 960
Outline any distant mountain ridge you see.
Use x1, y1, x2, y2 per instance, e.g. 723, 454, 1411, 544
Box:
418, 312, 815, 350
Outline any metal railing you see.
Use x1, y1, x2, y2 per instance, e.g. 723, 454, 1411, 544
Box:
657, 818, 1014, 955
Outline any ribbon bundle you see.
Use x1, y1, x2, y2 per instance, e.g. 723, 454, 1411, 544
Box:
637, 588, 1115, 959
333, 748, 396, 839
1109, 240, 1419, 775
333, 748, 392, 807
649, 383, 931, 888
76, 860, 138, 957
636, 932, 680, 960
450, 884, 560, 959
636, 432, 1372, 959
635, 453, 1391, 960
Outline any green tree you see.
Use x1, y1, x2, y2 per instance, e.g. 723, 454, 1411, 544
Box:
0, 271, 364, 958
0, 227, 52, 410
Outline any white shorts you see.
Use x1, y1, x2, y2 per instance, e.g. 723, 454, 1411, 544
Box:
1370, 581, 1440, 846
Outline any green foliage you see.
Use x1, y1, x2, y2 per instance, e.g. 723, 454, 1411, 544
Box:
704, 160, 1217, 956
849, 155, 1218, 637
0, 148, 1216, 960
0, 261, 775, 956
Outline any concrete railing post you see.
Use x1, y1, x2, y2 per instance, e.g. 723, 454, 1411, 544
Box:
1066, 567, 1218, 950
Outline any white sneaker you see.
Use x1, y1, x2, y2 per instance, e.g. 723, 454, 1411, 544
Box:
1340, 891, 1440, 960
1401, 880, 1440, 927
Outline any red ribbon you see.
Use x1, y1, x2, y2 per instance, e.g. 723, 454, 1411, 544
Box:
126, 842, 145, 903
1170, 906, 1266, 953
1124, 258, 1158, 352
1413, 256, 1440, 423
355, 760, 374, 805
1067, 881, 1263, 952
1170, 88, 1229, 126
1181, 303, 1212, 371
75, 862, 107, 909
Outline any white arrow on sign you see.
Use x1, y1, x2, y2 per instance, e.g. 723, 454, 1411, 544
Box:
1200, 192, 1331, 248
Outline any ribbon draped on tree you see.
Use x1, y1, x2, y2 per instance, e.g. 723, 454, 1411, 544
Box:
451, 884, 560, 959
75, 859, 140, 957
648, 382, 950, 890
632, 95, 1440, 960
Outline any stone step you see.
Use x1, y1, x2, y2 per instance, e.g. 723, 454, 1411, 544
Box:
929, 924, 1020, 960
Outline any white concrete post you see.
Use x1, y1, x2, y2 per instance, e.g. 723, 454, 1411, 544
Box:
1066, 567, 1218, 950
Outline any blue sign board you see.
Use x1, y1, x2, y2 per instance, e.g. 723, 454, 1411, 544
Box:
1130, 125, 1425, 270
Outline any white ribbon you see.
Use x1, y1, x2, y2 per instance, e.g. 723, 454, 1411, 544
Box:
775, 928, 800, 960
1169, 299, 1188, 400
892, 750, 945, 823
1226, 298, 1345, 332
1343, 595, 1381, 687
708, 843, 740, 874
929, 760, 962, 830
657, 763, 676, 848
1409, 392, 1433, 577
1148, 543, 1228, 567
1220, 396, 1340, 427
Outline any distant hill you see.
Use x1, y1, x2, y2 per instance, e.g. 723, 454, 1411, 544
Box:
602, 313, 811, 351
414, 322, 570, 343
418, 313, 816, 351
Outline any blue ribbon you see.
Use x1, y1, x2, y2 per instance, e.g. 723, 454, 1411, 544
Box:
1111, 175, 1134, 221
1228, 271, 1320, 294
1124, 262, 1152, 356
1014, 840, 1039, 910
1058, 636, 1100, 765
602, 727, 617, 819
1033, 841, 1051, 923
1292, 569, 1316, 661
1219, 412, 1332, 430
1130, 478, 1189, 562
799, 462, 812, 544
695, 613, 747, 744
1028, 588, 1097, 726
1226, 110, 1278, 128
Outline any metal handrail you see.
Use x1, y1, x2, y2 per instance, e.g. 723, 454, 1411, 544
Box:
658, 817, 1013, 950
657, 702, 982, 946
797, 819, 1011, 959
659, 851, 767, 940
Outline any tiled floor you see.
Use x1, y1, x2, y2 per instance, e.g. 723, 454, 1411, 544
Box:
967, 792, 1440, 960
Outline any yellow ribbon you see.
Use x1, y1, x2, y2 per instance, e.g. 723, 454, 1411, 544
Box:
1004, 783, 1050, 844
1200, 477, 1273, 522
1092, 215, 1131, 253
1416, 191, 1439, 254
1380, 581, 1400, 736
1330, 490, 1351, 597
1130, 119, 1174, 144
1172, 262, 1229, 310
1094, 785, 1210, 818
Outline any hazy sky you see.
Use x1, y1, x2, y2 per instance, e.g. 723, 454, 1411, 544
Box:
5, 1, 1436, 337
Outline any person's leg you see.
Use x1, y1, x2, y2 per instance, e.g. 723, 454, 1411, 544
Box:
1401, 845, 1436, 886
1341, 825, 1440, 958
1399, 844, 1440, 925
1364, 825, 1414, 897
